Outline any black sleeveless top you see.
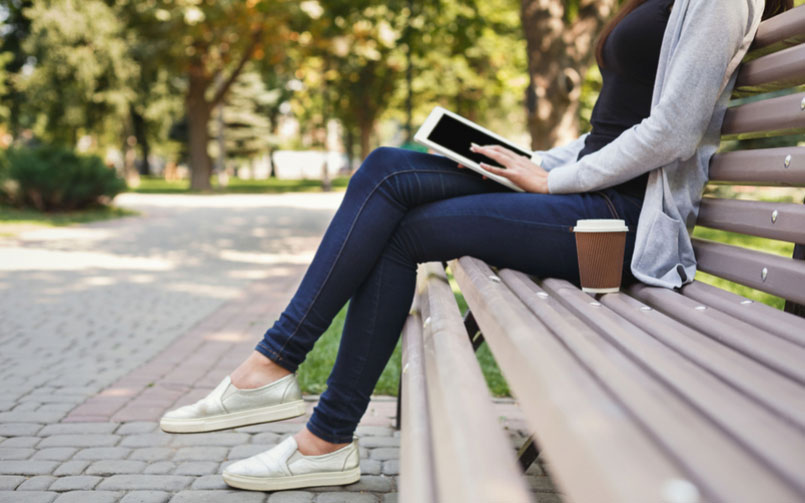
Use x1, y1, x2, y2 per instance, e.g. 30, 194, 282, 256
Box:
576, 0, 674, 200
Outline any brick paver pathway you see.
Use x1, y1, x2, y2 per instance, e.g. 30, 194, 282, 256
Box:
0, 193, 562, 502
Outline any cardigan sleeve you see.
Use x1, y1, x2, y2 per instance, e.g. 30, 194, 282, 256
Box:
546, 0, 751, 194
530, 133, 589, 172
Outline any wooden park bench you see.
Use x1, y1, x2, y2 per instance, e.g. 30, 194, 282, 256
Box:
396, 6, 805, 503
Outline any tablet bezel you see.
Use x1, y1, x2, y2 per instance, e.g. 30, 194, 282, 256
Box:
414, 106, 534, 192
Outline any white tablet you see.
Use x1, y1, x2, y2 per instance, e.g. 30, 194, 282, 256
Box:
414, 106, 540, 192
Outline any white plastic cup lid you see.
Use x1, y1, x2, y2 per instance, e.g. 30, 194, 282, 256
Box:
574, 219, 629, 233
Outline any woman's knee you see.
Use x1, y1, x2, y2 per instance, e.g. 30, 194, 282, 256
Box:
349, 146, 408, 190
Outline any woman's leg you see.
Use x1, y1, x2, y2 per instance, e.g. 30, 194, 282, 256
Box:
306, 188, 641, 443
251, 147, 505, 372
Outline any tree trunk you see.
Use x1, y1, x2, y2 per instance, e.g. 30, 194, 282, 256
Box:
520, 0, 616, 150
187, 67, 213, 191
130, 105, 151, 175
359, 121, 373, 163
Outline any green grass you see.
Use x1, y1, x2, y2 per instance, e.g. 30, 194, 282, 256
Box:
0, 205, 138, 227
130, 175, 350, 194
295, 302, 403, 397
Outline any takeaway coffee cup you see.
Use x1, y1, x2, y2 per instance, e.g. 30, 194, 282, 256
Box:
573, 219, 629, 294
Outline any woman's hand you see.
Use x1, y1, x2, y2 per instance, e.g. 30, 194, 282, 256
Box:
459, 144, 550, 194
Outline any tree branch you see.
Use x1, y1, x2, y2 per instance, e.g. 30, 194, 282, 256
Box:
210, 27, 263, 108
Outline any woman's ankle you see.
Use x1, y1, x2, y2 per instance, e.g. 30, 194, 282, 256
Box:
294, 426, 350, 456
230, 351, 291, 389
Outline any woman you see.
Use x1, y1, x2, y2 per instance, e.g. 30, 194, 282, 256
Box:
160, 0, 790, 492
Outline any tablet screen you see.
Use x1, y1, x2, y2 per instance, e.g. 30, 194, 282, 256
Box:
427, 114, 531, 169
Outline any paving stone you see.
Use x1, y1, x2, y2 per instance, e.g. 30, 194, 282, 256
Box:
359, 459, 381, 476
381, 460, 398, 476
143, 462, 175, 475
0, 476, 24, 490
86, 460, 147, 475
0, 412, 65, 423
173, 461, 218, 476
74, 447, 132, 460
39, 424, 119, 436
0, 448, 34, 460
267, 492, 314, 503
33, 448, 78, 461
344, 475, 392, 493
250, 432, 282, 444
120, 434, 172, 448
316, 493, 377, 503
0, 460, 59, 475
382, 494, 397, 503
172, 447, 228, 462
129, 448, 174, 462
97, 474, 192, 491
170, 433, 249, 447
0, 424, 42, 437
190, 475, 227, 490
48, 476, 102, 491
53, 491, 121, 503
0, 491, 57, 503
358, 437, 399, 449
368, 448, 398, 461
116, 423, 158, 435
120, 491, 171, 503
53, 461, 89, 476
168, 490, 265, 502
0, 437, 40, 448
355, 426, 392, 437
38, 435, 119, 448
17, 476, 57, 490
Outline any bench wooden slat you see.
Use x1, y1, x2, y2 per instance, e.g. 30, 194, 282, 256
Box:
600, 291, 805, 433
697, 198, 805, 243
747, 5, 805, 59
399, 309, 437, 503
627, 283, 805, 386
721, 91, 805, 140
692, 237, 805, 305
450, 257, 686, 503
708, 147, 805, 186
680, 280, 805, 347
735, 43, 805, 96
534, 277, 804, 500
416, 262, 532, 503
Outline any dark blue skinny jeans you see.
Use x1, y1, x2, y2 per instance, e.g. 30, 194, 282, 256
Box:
256, 146, 642, 443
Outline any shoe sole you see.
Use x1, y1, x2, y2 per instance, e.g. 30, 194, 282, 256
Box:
222, 466, 361, 491
159, 400, 306, 433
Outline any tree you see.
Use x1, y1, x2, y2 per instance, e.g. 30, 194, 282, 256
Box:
520, 0, 617, 150
114, 0, 298, 190
14, 0, 135, 146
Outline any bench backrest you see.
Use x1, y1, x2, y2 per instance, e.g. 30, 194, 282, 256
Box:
692, 5, 805, 312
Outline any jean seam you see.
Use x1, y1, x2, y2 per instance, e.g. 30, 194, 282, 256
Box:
271, 167, 483, 358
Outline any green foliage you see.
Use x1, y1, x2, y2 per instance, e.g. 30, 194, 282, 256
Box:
0, 205, 137, 227
295, 302, 403, 396
18, 0, 135, 145
130, 175, 349, 194
5, 145, 126, 211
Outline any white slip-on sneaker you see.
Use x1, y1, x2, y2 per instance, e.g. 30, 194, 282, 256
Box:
159, 374, 306, 433
223, 435, 361, 491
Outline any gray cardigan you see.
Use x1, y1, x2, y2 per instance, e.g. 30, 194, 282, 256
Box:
534, 0, 764, 289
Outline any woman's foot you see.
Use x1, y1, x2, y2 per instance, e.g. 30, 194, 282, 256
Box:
223, 428, 361, 491
294, 426, 351, 456
230, 351, 292, 389
159, 352, 304, 433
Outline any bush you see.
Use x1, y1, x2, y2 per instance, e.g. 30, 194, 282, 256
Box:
4, 145, 126, 211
